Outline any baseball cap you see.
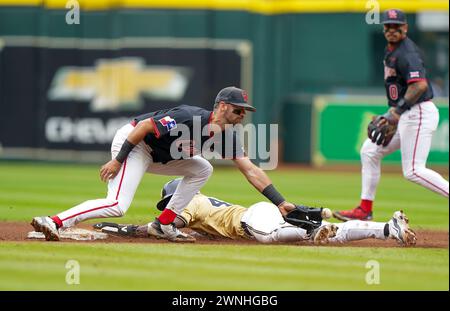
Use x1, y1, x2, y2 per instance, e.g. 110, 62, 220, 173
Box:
215, 86, 256, 112
381, 9, 407, 25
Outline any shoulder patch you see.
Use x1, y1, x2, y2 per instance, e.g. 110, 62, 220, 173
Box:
159, 116, 177, 131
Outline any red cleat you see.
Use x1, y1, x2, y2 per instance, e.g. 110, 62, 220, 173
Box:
333, 206, 373, 222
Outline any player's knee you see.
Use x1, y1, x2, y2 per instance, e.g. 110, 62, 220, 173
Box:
204, 161, 214, 176
113, 200, 128, 216
195, 159, 213, 179
259, 237, 273, 244
92, 199, 126, 217
360, 144, 377, 160
115, 207, 126, 217
254, 234, 273, 244
360, 145, 372, 159
402, 167, 418, 182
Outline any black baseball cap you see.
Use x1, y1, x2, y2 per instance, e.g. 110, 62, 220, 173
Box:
215, 86, 256, 112
381, 9, 407, 25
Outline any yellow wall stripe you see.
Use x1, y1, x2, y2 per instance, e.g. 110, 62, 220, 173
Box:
0, 0, 448, 14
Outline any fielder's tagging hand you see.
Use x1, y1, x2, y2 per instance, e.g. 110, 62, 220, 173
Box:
278, 202, 296, 216
100, 159, 122, 182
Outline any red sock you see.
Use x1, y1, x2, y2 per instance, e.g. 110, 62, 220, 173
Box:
51, 216, 63, 228
158, 209, 177, 225
359, 200, 373, 213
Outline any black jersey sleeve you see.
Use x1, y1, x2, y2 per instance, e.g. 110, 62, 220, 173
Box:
149, 108, 192, 139
398, 52, 427, 84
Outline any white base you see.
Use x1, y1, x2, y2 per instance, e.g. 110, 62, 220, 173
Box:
27, 228, 108, 241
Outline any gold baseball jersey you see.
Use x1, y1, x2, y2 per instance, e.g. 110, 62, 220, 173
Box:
179, 194, 248, 239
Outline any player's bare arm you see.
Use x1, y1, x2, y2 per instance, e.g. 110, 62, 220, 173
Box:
387, 80, 429, 120
373, 81, 429, 144
233, 156, 295, 215
404, 80, 428, 106
370, 80, 428, 146
233, 156, 271, 190
100, 119, 156, 182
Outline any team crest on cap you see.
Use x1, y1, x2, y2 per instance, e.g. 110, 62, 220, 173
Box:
159, 116, 177, 131
388, 10, 398, 19
409, 71, 420, 78
242, 90, 248, 102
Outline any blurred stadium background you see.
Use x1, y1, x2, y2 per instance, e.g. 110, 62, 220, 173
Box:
0, 0, 447, 169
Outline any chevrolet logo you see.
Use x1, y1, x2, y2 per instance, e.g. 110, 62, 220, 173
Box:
48, 57, 191, 111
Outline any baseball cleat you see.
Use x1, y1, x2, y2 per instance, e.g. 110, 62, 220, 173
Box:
333, 206, 373, 222
147, 218, 165, 238
147, 218, 195, 243
388, 210, 417, 246
31, 216, 60, 241
313, 223, 338, 245
93, 222, 138, 237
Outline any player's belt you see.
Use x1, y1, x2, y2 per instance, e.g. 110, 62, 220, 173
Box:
240, 221, 253, 238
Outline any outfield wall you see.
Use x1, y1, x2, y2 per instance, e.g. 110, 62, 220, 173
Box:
0, 1, 448, 164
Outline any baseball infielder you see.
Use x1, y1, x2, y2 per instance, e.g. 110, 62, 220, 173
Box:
334, 9, 449, 221
95, 178, 417, 246
31, 86, 299, 241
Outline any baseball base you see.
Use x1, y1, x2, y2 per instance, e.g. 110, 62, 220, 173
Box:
27, 228, 108, 241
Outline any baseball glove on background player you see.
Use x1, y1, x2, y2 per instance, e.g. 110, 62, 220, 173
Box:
367, 111, 398, 147
283, 205, 323, 233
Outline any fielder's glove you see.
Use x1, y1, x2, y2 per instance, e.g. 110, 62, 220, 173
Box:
367, 110, 398, 147
283, 205, 323, 233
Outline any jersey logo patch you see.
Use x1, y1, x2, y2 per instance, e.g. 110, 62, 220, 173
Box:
159, 116, 177, 131
409, 71, 420, 78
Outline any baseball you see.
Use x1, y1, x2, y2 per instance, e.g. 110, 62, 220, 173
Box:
321, 208, 332, 219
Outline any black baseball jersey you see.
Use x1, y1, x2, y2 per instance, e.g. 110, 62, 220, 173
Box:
383, 37, 434, 107
133, 105, 245, 164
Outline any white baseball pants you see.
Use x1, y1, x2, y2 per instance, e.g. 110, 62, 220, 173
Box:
327, 220, 387, 243
57, 123, 213, 228
360, 101, 449, 200
241, 202, 388, 244
241, 202, 310, 243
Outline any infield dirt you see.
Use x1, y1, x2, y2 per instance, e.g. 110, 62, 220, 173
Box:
0, 221, 448, 248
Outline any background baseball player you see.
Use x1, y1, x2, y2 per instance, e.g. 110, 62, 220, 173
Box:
95, 178, 417, 246
334, 9, 449, 221
31, 86, 298, 241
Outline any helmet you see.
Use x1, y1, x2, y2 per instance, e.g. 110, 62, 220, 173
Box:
156, 178, 182, 211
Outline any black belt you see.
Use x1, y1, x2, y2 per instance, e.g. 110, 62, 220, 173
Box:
241, 221, 252, 237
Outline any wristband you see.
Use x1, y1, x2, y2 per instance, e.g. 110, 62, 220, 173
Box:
115, 139, 136, 163
394, 98, 413, 115
262, 184, 286, 206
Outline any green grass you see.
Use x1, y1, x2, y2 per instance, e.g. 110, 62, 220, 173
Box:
0, 161, 448, 290
0, 162, 447, 229
0, 242, 448, 290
